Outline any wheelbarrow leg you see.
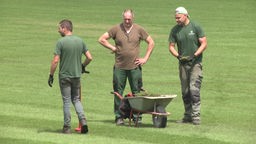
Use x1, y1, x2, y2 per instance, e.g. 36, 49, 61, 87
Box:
134, 112, 141, 127
129, 110, 133, 127
129, 110, 141, 127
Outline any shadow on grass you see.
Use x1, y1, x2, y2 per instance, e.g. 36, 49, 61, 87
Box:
37, 128, 63, 134
0, 114, 66, 135
87, 120, 232, 144
0, 137, 56, 144
95, 118, 159, 128
168, 118, 179, 123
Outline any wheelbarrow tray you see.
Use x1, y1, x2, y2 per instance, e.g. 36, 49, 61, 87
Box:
125, 95, 177, 112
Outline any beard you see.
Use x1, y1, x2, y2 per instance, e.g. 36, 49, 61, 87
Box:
59, 31, 65, 37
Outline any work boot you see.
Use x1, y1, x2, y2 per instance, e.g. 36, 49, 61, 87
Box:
192, 118, 201, 125
176, 117, 192, 124
62, 125, 71, 134
81, 125, 89, 134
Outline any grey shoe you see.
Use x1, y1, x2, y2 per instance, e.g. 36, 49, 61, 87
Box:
62, 125, 71, 134
116, 118, 124, 125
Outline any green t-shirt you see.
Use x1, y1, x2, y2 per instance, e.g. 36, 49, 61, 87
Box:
169, 20, 205, 62
108, 23, 149, 70
55, 35, 88, 79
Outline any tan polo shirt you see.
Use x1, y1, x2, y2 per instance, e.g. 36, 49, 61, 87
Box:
108, 23, 149, 70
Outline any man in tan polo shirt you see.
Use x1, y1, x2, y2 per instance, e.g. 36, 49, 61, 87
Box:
98, 9, 154, 125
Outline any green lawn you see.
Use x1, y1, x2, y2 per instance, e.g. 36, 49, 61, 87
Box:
0, 0, 255, 144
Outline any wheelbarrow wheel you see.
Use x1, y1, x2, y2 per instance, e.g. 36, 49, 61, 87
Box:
152, 105, 167, 128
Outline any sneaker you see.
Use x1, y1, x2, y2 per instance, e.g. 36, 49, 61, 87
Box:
116, 118, 124, 125
62, 125, 71, 134
81, 125, 88, 134
176, 117, 192, 124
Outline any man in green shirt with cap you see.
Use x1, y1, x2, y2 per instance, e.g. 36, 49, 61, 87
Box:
169, 7, 207, 125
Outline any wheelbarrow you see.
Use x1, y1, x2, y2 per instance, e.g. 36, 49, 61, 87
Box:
111, 92, 177, 128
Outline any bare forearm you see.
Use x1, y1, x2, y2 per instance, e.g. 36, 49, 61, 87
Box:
83, 58, 92, 67
143, 36, 154, 61
50, 62, 58, 75
194, 43, 207, 56
144, 43, 154, 61
98, 32, 117, 52
100, 41, 116, 52
195, 37, 207, 56
82, 51, 93, 67
135, 36, 155, 66
169, 43, 179, 57
49, 55, 59, 76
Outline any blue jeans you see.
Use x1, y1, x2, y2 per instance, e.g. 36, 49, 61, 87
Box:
59, 77, 87, 127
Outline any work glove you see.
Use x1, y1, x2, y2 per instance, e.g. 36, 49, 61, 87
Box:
48, 74, 54, 87
177, 55, 195, 64
81, 64, 90, 74
187, 55, 195, 61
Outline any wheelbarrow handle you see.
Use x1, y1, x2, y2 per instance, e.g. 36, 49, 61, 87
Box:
111, 91, 123, 100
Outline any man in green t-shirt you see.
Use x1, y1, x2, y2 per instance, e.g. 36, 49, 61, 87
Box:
48, 19, 92, 133
98, 9, 154, 125
169, 7, 207, 125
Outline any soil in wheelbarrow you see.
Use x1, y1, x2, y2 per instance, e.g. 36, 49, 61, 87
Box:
134, 91, 161, 97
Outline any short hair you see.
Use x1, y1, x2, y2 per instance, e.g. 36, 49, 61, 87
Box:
122, 9, 134, 18
59, 19, 73, 32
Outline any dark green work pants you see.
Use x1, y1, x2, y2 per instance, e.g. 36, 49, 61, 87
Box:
113, 66, 142, 119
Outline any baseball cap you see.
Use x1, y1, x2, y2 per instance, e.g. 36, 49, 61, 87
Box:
175, 7, 190, 17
